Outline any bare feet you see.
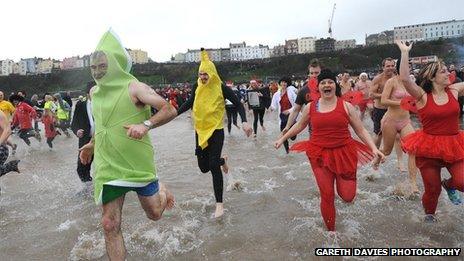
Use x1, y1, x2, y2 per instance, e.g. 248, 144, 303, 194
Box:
214, 203, 224, 218
12, 143, 17, 155
159, 182, 175, 209
372, 155, 381, 170
221, 155, 229, 174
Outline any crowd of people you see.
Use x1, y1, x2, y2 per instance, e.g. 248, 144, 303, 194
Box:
1, 30, 463, 260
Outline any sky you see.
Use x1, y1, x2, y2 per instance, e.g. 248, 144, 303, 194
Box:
1, 0, 462, 62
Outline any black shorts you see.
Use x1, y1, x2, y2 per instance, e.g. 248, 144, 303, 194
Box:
372, 107, 387, 135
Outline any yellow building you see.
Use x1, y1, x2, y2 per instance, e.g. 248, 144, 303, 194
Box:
37, 59, 53, 74
127, 49, 149, 64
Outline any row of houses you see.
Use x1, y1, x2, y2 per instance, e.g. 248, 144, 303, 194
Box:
171, 37, 357, 63
366, 19, 464, 46
174, 18, 463, 63
0, 49, 149, 76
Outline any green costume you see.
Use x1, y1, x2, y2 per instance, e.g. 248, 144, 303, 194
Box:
91, 29, 156, 205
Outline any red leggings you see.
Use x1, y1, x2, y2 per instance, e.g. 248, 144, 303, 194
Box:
417, 158, 464, 214
310, 161, 357, 231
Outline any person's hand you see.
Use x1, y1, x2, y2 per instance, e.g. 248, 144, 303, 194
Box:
76, 129, 84, 138
124, 124, 149, 140
274, 139, 283, 149
372, 148, 386, 170
281, 126, 290, 136
395, 40, 412, 52
79, 142, 94, 165
282, 110, 290, 115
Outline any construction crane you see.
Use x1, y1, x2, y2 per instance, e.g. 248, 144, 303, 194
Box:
328, 3, 336, 38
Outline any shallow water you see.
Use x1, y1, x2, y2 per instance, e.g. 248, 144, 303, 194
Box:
1, 110, 463, 260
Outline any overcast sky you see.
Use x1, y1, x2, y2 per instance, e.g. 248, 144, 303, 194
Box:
1, 0, 462, 62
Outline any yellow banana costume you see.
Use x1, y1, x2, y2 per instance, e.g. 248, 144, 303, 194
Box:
192, 50, 225, 149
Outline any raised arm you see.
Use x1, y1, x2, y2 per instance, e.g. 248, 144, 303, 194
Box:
449, 81, 464, 96
396, 41, 423, 99
380, 78, 400, 107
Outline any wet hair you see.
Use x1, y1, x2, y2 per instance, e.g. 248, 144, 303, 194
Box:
9, 94, 24, 103
308, 58, 321, 69
382, 57, 395, 67
90, 51, 106, 61
279, 76, 292, 87
416, 61, 445, 94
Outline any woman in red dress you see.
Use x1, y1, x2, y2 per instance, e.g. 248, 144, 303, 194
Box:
397, 41, 464, 222
274, 69, 385, 231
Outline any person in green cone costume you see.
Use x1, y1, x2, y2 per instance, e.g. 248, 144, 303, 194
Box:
79, 29, 176, 260
176, 48, 252, 218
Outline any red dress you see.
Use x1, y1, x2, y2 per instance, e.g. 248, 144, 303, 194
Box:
290, 98, 374, 179
402, 88, 464, 164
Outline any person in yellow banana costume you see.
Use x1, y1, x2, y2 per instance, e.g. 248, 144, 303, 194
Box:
176, 48, 252, 218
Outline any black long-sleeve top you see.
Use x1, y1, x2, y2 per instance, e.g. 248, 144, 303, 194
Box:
177, 83, 247, 123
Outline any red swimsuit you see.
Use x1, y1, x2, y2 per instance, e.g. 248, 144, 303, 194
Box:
291, 98, 373, 179
290, 98, 374, 231
402, 88, 464, 165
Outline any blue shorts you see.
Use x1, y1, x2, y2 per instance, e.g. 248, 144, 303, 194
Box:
102, 181, 159, 204
134, 181, 159, 196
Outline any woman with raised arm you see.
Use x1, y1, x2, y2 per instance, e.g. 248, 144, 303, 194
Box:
376, 59, 419, 193
274, 69, 385, 231
396, 41, 464, 222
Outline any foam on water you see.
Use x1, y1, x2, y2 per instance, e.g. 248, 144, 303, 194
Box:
57, 219, 76, 232
69, 232, 106, 261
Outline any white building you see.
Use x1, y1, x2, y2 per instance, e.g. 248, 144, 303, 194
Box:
423, 19, 464, 40
394, 24, 425, 42
394, 19, 464, 42
335, 39, 356, 50
298, 37, 316, 54
230, 42, 270, 61
185, 49, 201, 62
1, 59, 14, 76
172, 53, 186, 63
18, 60, 27, 75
